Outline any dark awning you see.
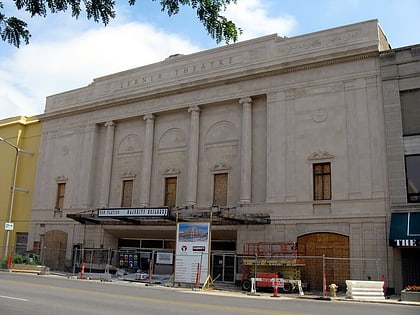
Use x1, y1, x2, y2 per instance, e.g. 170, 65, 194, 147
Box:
389, 212, 420, 247
66, 208, 271, 226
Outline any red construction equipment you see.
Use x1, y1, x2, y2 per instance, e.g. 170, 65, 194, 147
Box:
241, 242, 305, 293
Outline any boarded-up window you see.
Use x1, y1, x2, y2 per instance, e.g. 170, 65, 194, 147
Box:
213, 173, 228, 206
401, 89, 420, 136
164, 177, 177, 208
55, 183, 66, 209
121, 180, 133, 207
313, 163, 331, 200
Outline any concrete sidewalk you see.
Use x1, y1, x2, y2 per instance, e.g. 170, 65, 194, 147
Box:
193, 283, 420, 306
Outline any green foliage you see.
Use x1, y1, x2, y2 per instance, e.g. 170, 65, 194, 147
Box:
0, 14, 31, 47
158, 0, 241, 44
1, 254, 41, 266
0, 0, 241, 47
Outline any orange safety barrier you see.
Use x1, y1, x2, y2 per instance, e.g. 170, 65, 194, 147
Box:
323, 273, 328, 298
7, 252, 13, 269
195, 263, 201, 287
272, 273, 279, 297
80, 262, 86, 279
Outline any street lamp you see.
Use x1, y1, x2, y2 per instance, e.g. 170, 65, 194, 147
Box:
0, 137, 33, 260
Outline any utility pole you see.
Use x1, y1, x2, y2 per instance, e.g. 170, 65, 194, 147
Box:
0, 137, 33, 259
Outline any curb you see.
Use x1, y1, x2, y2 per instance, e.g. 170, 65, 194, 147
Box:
2, 270, 418, 306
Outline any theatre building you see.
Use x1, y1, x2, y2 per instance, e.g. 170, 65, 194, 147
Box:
381, 44, 420, 292
29, 20, 392, 289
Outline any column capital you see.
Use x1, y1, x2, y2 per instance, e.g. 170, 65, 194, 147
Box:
144, 114, 155, 121
239, 97, 253, 105
188, 105, 201, 113
104, 121, 115, 128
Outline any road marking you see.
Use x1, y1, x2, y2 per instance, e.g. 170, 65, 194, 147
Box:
0, 279, 307, 315
0, 295, 29, 301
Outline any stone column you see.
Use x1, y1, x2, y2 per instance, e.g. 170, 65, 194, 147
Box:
77, 124, 97, 208
239, 97, 252, 204
99, 121, 115, 208
186, 106, 201, 206
139, 114, 155, 207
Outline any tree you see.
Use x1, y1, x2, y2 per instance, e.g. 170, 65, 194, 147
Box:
0, 0, 241, 47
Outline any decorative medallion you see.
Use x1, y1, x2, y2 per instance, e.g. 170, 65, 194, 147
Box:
312, 109, 328, 123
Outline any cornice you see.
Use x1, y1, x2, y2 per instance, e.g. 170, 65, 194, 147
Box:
40, 50, 379, 122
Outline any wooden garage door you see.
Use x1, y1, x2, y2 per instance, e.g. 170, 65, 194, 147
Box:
44, 230, 68, 270
298, 233, 349, 291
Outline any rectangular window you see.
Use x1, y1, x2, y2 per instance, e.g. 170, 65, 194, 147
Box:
400, 89, 420, 136
121, 180, 133, 207
313, 163, 331, 200
213, 173, 228, 207
406, 155, 420, 203
15, 232, 28, 254
164, 177, 177, 208
55, 183, 66, 209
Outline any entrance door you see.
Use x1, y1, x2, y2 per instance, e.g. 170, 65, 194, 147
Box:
298, 233, 349, 290
402, 248, 420, 288
43, 230, 67, 270
211, 253, 235, 282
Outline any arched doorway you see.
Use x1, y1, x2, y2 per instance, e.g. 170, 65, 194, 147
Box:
298, 233, 349, 291
43, 230, 68, 270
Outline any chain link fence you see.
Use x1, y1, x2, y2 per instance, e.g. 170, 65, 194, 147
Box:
1, 245, 385, 294
237, 254, 384, 292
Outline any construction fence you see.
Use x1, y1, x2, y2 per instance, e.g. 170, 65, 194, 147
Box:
2, 246, 386, 293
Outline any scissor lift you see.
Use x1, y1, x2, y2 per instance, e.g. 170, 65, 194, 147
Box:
241, 242, 305, 293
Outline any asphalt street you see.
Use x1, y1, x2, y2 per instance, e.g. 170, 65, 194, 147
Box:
0, 272, 418, 315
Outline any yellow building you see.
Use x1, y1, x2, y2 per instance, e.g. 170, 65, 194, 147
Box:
0, 116, 40, 261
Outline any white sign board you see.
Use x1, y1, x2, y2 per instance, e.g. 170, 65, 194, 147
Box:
98, 208, 169, 217
175, 222, 210, 284
5, 222, 14, 231
156, 252, 173, 265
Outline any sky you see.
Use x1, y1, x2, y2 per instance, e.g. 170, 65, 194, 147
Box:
1, 0, 420, 120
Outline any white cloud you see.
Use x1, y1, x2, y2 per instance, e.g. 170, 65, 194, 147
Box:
0, 0, 298, 119
225, 0, 297, 41
0, 21, 200, 118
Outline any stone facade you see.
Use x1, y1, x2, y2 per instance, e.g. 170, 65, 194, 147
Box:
380, 44, 420, 292
29, 20, 392, 288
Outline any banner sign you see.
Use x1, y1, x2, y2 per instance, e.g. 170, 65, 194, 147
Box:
98, 207, 169, 217
175, 222, 210, 284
